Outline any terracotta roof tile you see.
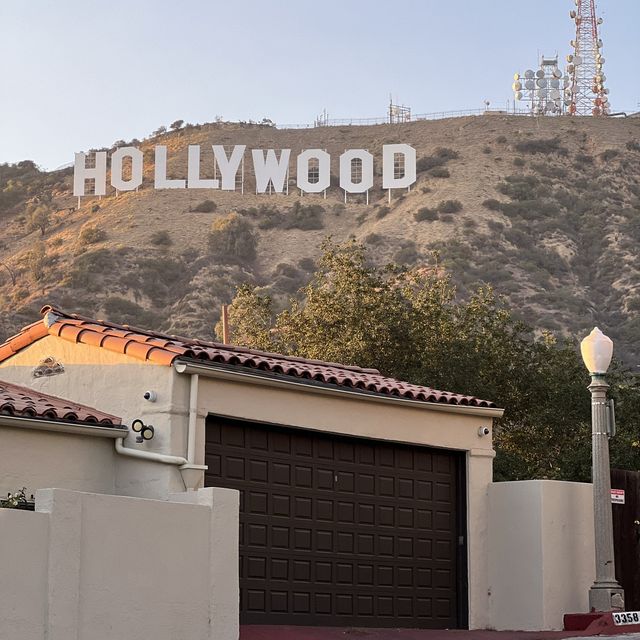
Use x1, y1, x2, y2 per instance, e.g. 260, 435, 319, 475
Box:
0, 305, 497, 409
0, 380, 122, 426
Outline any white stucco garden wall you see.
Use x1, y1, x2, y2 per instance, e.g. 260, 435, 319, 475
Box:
488, 480, 595, 631
0, 426, 116, 497
0, 487, 239, 640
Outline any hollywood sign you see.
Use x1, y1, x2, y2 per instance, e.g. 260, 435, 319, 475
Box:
73, 144, 417, 197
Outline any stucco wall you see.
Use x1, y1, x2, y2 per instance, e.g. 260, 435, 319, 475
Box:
0, 336, 190, 498
0, 336, 498, 630
0, 425, 116, 497
488, 480, 595, 631
0, 487, 240, 640
0, 509, 49, 640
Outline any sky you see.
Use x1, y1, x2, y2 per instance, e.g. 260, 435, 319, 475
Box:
1, 0, 638, 170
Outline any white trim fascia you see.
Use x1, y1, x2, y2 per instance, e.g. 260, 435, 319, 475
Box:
0, 414, 128, 438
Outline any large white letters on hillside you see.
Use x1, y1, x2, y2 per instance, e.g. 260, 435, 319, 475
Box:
111, 147, 143, 191
73, 144, 417, 196
252, 149, 291, 193
382, 144, 416, 189
212, 145, 245, 190
74, 151, 108, 196
154, 146, 186, 189
188, 145, 219, 189
297, 150, 330, 193
339, 149, 374, 193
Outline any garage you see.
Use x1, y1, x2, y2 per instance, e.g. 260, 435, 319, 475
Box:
205, 415, 467, 628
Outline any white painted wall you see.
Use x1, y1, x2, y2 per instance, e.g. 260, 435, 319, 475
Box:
0, 487, 239, 640
0, 426, 116, 497
0, 337, 190, 498
0, 509, 49, 640
488, 480, 595, 631
0, 335, 498, 630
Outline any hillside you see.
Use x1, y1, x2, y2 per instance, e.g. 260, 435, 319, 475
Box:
1, 114, 640, 364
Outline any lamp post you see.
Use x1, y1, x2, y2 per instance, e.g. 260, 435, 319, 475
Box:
580, 327, 624, 612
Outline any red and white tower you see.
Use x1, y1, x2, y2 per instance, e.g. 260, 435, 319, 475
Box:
567, 0, 610, 116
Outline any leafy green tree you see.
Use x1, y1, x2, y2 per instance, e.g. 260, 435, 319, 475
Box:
26, 203, 51, 236
222, 240, 640, 481
26, 241, 47, 282
208, 213, 257, 265
215, 284, 274, 351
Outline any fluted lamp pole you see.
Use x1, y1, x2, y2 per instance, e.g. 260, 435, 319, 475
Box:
580, 327, 624, 612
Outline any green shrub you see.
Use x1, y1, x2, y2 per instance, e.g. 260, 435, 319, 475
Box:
79, 226, 107, 245
394, 242, 419, 264
437, 200, 463, 214
297, 257, 315, 272
483, 198, 501, 211
376, 206, 390, 220
482, 146, 492, 154
496, 135, 507, 144
91, 204, 100, 213
102, 297, 161, 327
67, 249, 116, 289
416, 147, 459, 173
364, 233, 384, 245
429, 167, 450, 178
208, 213, 257, 264
414, 207, 438, 222
149, 230, 172, 246
599, 149, 620, 162
514, 137, 567, 155
487, 220, 505, 234
531, 163, 567, 179
626, 140, 640, 152
575, 153, 594, 166
513, 157, 526, 167
497, 175, 540, 201
193, 200, 217, 213
285, 202, 325, 230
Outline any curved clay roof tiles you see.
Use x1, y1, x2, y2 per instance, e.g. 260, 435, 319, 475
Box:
0, 306, 497, 409
0, 380, 122, 426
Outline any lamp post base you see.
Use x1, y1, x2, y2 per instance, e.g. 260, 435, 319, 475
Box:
589, 584, 625, 612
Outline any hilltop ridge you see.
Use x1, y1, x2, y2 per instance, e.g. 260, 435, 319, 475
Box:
1, 113, 640, 363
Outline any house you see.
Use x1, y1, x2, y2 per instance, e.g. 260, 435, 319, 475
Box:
0, 305, 596, 637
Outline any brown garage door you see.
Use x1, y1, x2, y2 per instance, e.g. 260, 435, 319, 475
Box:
205, 416, 466, 628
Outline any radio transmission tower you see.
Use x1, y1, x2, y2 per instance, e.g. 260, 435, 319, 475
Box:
567, 0, 609, 116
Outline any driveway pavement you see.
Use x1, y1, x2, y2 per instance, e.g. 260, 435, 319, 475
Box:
240, 627, 640, 640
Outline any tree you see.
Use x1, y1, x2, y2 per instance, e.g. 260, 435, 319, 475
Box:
26, 203, 51, 236
208, 213, 257, 265
26, 241, 47, 282
215, 284, 274, 351
223, 240, 640, 481
170, 120, 184, 131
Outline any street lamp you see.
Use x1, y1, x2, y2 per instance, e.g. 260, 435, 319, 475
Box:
580, 327, 624, 612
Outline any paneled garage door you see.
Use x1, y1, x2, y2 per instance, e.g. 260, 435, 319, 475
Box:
205, 416, 466, 628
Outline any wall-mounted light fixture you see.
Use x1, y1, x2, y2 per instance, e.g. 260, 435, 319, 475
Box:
132, 419, 155, 444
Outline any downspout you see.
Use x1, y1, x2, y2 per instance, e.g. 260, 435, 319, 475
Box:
186, 373, 198, 464
114, 438, 188, 466
114, 372, 207, 490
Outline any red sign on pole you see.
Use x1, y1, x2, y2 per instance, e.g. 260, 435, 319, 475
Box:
611, 489, 625, 504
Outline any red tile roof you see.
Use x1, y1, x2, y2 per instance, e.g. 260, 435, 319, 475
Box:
0, 306, 496, 409
0, 380, 122, 426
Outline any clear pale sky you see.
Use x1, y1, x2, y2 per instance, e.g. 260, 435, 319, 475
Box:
1, 0, 638, 170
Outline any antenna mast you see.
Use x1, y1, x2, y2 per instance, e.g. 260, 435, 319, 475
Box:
567, 0, 609, 116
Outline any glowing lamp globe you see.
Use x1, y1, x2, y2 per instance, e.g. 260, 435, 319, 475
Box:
580, 327, 613, 375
